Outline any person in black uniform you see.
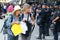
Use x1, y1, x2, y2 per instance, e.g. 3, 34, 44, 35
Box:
37, 3, 47, 40
52, 4, 60, 40
45, 4, 52, 36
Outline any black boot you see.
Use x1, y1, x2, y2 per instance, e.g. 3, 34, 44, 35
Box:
37, 37, 42, 39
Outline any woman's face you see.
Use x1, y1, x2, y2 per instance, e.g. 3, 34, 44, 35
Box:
25, 7, 31, 13
15, 10, 21, 16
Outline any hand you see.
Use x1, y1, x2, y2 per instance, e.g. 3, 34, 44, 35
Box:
12, 22, 20, 25
11, 22, 16, 25
23, 20, 26, 22
52, 21, 56, 24
32, 21, 35, 25
54, 22, 56, 24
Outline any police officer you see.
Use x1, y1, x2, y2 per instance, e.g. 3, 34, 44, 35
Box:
37, 3, 47, 40
36, 4, 42, 22
45, 4, 52, 36
52, 4, 60, 40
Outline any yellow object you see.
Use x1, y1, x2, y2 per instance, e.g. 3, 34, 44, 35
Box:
11, 23, 23, 36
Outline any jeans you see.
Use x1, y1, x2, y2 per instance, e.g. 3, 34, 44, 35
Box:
8, 34, 18, 40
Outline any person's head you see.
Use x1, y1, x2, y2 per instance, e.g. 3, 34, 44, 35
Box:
54, 5, 59, 9
23, 3, 31, 14
54, 3, 59, 9
32, 4, 35, 6
7, 5, 14, 12
42, 4, 47, 9
13, 5, 21, 16
4, 2, 6, 5
46, 3, 50, 9
38, 4, 41, 8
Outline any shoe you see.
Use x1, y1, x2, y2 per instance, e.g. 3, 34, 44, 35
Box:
42, 39, 46, 40
36, 37, 41, 39
46, 34, 49, 36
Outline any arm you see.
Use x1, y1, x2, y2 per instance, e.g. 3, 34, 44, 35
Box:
53, 12, 60, 22
52, 16, 59, 22
31, 15, 35, 25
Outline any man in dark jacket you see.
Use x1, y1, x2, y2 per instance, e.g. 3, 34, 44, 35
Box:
52, 4, 60, 40
45, 4, 52, 36
37, 3, 48, 40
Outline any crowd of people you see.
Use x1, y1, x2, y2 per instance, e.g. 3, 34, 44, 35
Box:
0, 1, 60, 40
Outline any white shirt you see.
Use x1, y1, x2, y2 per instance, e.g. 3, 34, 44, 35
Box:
23, 13, 31, 22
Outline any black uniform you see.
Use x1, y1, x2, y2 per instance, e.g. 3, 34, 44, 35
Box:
45, 8, 52, 36
37, 8, 48, 39
52, 9, 60, 40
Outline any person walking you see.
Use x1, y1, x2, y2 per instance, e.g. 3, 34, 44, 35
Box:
21, 3, 34, 40
6, 5, 22, 40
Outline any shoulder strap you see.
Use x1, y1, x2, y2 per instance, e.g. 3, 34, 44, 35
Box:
19, 14, 24, 21
27, 14, 29, 21
10, 14, 13, 22
30, 13, 32, 17
22, 14, 24, 20
27, 13, 32, 21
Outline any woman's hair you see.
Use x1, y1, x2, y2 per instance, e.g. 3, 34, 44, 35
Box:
22, 3, 30, 11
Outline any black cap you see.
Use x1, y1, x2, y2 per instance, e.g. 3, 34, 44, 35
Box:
54, 2, 59, 6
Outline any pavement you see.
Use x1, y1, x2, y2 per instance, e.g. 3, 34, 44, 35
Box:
0, 19, 60, 40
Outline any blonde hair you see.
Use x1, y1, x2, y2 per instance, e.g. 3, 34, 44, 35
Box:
22, 3, 30, 11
